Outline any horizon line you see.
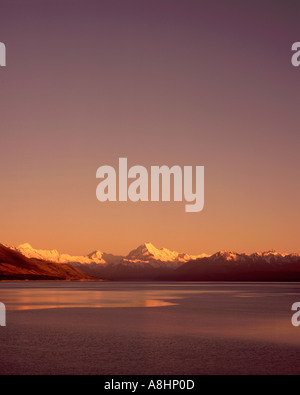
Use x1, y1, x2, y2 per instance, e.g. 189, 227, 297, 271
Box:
3, 241, 299, 258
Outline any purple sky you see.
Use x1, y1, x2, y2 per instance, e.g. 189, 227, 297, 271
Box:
0, 0, 299, 255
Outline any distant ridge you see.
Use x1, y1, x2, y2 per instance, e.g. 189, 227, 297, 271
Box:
169, 250, 300, 282
10, 242, 208, 267
4, 242, 300, 281
0, 244, 97, 281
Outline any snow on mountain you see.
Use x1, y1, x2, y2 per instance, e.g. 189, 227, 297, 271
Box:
123, 242, 210, 268
13, 244, 108, 265
0, 244, 94, 281
211, 251, 243, 262
174, 249, 300, 282
7, 243, 299, 272
16, 243, 61, 262
250, 250, 298, 264
196, 250, 300, 266
8, 242, 209, 270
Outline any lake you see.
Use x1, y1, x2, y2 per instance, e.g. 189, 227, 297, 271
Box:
0, 282, 300, 375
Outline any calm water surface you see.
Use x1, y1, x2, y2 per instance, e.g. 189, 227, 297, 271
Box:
0, 282, 300, 375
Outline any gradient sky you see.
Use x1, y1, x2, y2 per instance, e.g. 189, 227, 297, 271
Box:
0, 0, 299, 256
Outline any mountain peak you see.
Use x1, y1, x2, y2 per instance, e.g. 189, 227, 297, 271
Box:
127, 243, 170, 259
214, 251, 238, 258
126, 242, 193, 265
144, 242, 155, 248
18, 243, 34, 250
140, 242, 156, 251
88, 250, 104, 259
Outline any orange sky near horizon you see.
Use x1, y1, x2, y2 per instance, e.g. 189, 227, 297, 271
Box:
0, 0, 299, 256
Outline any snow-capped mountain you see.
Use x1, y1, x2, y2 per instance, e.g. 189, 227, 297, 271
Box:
207, 250, 299, 264
173, 250, 300, 281
0, 244, 94, 281
123, 242, 208, 269
5, 243, 300, 281
5, 242, 210, 280
11, 243, 110, 266
9, 242, 208, 269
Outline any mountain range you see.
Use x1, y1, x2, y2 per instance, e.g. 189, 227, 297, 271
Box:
0, 244, 94, 281
2, 242, 300, 281
11, 242, 207, 267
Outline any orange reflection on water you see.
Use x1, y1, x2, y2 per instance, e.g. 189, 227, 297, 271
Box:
2, 289, 178, 311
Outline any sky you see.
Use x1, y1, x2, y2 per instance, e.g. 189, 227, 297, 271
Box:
0, 0, 299, 256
